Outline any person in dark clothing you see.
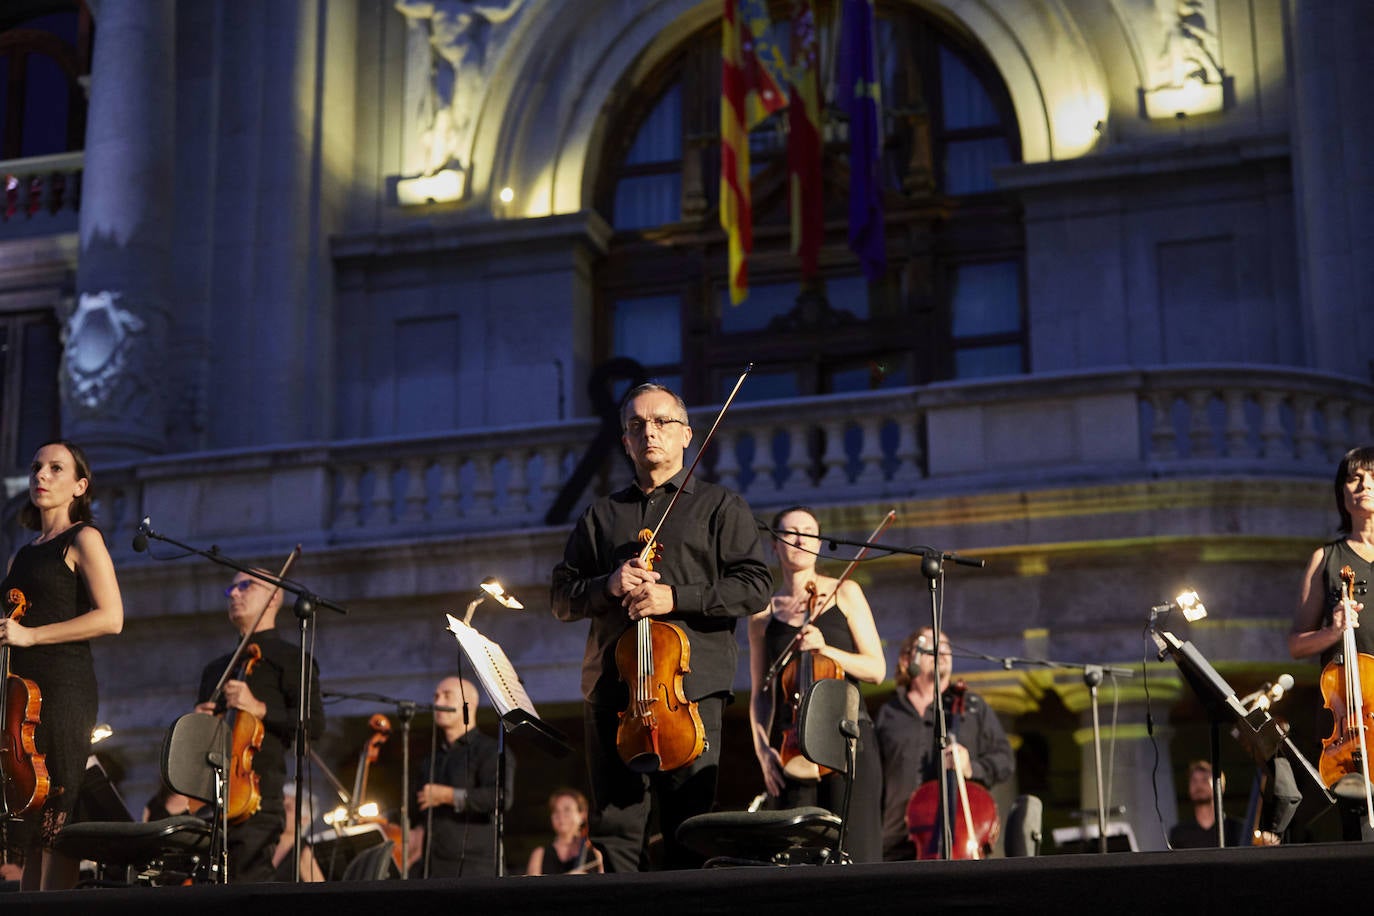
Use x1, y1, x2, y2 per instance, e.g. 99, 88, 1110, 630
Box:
195, 568, 324, 882
551, 382, 772, 872
748, 506, 886, 863
407, 676, 513, 878
525, 787, 602, 875
1169, 759, 1243, 848
1289, 445, 1374, 839
874, 627, 1015, 860
0, 441, 124, 891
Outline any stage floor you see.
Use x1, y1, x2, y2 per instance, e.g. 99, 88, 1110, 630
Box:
4, 842, 1372, 915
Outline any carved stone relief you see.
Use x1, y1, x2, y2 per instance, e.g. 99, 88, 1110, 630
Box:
62, 289, 147, 411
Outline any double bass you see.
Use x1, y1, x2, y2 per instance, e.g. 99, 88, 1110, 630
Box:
614, 365, 751, 774
905, 681, 1000, 860
1318, 564, 1374, 821
1, 588, 48, 817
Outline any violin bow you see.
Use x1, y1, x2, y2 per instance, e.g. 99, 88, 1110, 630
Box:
207, 544, 302, 706
762, 509, 897, 692
636, 364, 753, 564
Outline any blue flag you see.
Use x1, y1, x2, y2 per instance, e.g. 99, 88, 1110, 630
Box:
838, 0, 885, 281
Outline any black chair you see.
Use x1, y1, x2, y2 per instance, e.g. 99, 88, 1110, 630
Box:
339, 839, 398, 881
1003, 794, 1043, 857
55, 714, 219, 886
676, 678, 861, 866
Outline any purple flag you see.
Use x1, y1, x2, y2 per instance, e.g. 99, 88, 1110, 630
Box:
838, 0, 886, 281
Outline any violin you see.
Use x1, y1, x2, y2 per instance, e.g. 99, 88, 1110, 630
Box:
614, 529, 706, 773
1, 588, 49, 817
905, 681, 1000, 860
223, 643, 265, 825
1318, 564, 1374, 819
776, 582, 844, 781
346, 714, 405, 871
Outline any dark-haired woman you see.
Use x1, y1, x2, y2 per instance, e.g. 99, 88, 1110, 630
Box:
1, 441, 124, 890
1289, 445, 1374, 839
747, 506, 886, 862
525, 788, 603, 875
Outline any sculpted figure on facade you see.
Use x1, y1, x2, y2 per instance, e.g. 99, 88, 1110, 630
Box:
62, 289, 149, 412
395, 0, 526, 180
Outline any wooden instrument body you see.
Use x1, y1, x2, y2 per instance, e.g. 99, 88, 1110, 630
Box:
614, 617, 706, 773
777, 647, 844, 781
1318, 650, 1374, 788
351, 714, 403, 872
1, 588, 49, 817
224, 644, 265, 825
905, 777, 1000, 860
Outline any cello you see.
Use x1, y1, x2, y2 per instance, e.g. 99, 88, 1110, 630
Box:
1318, 564, 1374, 822
1, 588, 49, 817
614, 365, 751, 774
348, 713, 404, 872
768, 511, 896, 781
905, 681, 1000, 859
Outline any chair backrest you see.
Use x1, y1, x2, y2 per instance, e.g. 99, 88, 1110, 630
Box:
797, 678, 860, 774
1004, 794, 1043, 857
341, 840, 397, 881
161, 712, 223, 801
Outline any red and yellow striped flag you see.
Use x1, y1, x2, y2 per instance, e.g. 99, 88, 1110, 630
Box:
721, 0, 786, 305
788, 0, 823, 279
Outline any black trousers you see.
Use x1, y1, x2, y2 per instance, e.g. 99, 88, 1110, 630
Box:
584, 696, 724, 872
227, 800, 284, 883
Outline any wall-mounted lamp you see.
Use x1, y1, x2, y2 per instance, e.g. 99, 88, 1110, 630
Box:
90, 723, 114, 745
1149, 589, 1208, 628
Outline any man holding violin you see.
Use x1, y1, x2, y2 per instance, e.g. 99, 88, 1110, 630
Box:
874, 627, 1014, 860
195, 570, 324, 882
551, 382, 772, 872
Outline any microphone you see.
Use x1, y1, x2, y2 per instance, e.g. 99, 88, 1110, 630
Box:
132, 516, 152, 553
1239, 674, 1294, 712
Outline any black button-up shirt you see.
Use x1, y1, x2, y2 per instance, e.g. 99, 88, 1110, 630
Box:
551, 468, 772, 705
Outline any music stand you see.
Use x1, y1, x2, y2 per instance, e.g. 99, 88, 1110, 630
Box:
445, 614, 570, 876
1151, 628, 1327, 845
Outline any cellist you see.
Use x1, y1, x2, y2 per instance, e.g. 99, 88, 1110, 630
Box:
0, 441, 124, 891
1288, 445, 1374, 840
194, 569, 324, 881
748, 506, 886, 862
874, 628, 1014, 860
551, 382, 772, 872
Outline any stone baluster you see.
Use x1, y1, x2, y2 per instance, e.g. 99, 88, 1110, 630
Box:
784, 422, 813, 491
1185, 389, 1214, 458
856, 416, 885, 485
892, 411, 923, 483
471, 452, 496, 517
335, 463, 363, 529
1351, 404, 1374, 445
1257, 391, 1289, 459
1321, 399, 1348, 461
507, 449, 532, 516
713, 430, 741, 493
538, 445, 564, 517
437, 454, 462, 519
368, 459, 395, 527
1221, 389, 1250, 458
1293, 395, 1322, 464
400, 457, 429, 523
818, 420, 848, 488
1147, 391, 1177, 461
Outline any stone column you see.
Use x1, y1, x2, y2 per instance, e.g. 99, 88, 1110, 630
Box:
66, 0, 176, 462
1289, 2, 1374, 378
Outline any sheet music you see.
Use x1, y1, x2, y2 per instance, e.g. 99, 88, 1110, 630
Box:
444, 613, 538, 720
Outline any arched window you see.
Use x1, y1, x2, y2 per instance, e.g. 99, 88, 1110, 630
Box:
593, 1, 1024, 404
0, 1, 93, 160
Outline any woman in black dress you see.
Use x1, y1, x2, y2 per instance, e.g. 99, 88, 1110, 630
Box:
524, 788, 602, 875
1, 440, 124, 890
748, 506, 887, 862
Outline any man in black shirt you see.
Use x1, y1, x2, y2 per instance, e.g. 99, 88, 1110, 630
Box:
408, 676, 512, 878
1169, 759, 1243, 848
551, 382, 772, 871
196, 570, 324, 882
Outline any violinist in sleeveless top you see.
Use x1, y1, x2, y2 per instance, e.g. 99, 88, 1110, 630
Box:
748, 506, 886, 863
873, 628, 1014, 860
551, 383, 772, 872
0, 441, 124, 891
525, 787, 603, 875
1288, 445, 1374, 840
194, 569, 324, 882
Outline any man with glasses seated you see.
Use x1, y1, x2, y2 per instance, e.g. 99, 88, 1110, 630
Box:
552, 382, 772, 871
194, 570, 325, 882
